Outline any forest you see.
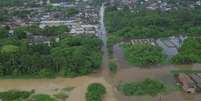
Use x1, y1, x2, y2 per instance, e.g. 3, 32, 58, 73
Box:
105, 7, 201, 46
0, 28, 102, 77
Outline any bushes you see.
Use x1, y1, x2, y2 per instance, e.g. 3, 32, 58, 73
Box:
86, 83, 106, 101
28, 94, 57, 101
0, 90, 33, 101
109, 59, 118, 73
172, 37, 201, 64
38, 68, 54, 78
122, 44, 165, 65
119, 79, 166, 96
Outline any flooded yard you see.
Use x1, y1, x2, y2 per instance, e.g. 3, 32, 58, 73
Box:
123, 35, 187, 59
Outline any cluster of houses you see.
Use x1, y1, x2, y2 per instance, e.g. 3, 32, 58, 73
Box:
109, 0, 201, 11
0, 0, 100, 45
34, 1, 99, 35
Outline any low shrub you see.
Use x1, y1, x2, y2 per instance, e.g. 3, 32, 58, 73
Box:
86, 83, 106, 101
27, 94, 57, 101
0, 90, 33, 101
38, 68, 53, 78
109, 60, 118, 73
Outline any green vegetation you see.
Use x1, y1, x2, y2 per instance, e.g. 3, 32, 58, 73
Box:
86, 83, 106, 101
64, 8, 79, 17
109, 59, 118, 73
119, 79, 166, 96
0, 90, 33, 101
0, 0, 34, 7
43, 25, 69, 36
122, 44, 165, 66
14, 27, 27, 39
0, 9, 32, 22
28, 94, 57, 101
13, 25, 69, 37
0, 27, 8, 39
171, 70, 201, 75
0, 35, 102, 78
1, 45, 19, 54
105, 8, 201, 46
172, 37, 201, 64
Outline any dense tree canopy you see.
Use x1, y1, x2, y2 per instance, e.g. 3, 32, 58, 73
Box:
0, 27, 8, 39
0, 35, 102, 78
105, 8, 201, 46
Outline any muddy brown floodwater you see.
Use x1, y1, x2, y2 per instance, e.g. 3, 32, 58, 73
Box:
112, 44, 201, 101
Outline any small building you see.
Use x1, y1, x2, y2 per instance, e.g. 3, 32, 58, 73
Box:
27, 35, 51, 46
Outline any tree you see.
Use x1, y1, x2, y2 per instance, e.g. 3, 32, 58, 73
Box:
86, 83, 106, 101
0, 64, 3, 76
172, 37, 201, 64
0, 27, 8, 39
1, 45, 19, 54
38, 68, 53, 77
64, 8, 79, 17
122, 44, 165, 65
43, 25, 69, 36
14, 27, 27, 39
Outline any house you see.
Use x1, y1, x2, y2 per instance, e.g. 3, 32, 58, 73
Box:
27, 35, 51, 46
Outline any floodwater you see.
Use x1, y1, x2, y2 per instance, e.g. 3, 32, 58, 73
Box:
112, 42, 201, 101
